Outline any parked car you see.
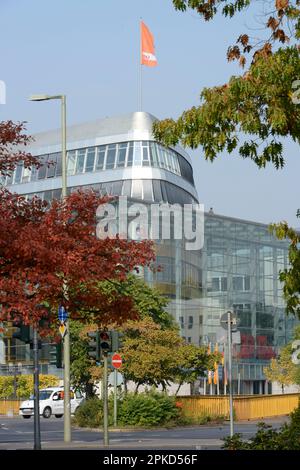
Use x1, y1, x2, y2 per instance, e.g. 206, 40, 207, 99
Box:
19, 387, 84, 419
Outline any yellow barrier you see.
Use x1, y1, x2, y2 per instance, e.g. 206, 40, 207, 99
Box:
177, 393, 300, 421
1, 393, 300, 419
0, 400, 21, 415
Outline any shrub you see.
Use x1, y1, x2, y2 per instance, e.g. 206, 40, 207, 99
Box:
0, 375, 60, 399
118, 391, 179, 427
222, 399, 300, 450
74, 391, 180, 428
73, 396, 103, 428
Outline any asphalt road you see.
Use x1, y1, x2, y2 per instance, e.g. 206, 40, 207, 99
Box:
0, 415, 289, 450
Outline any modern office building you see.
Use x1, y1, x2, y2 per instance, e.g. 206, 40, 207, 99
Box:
0, 112, 297, 394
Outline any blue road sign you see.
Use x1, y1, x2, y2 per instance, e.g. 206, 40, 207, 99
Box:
58, 305, 68, 322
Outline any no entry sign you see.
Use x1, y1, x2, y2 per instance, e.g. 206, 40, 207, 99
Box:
112, 353, 122, 369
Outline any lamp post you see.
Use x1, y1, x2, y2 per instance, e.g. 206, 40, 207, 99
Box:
29, 94, 71, 443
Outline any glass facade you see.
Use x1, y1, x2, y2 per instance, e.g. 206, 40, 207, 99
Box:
1, 111, 297, 393
3, 141, 194, 186
146, 212, 296, 394
21, 179, 197, 205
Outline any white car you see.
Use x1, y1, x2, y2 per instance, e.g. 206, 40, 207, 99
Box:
19, 387, 84, 419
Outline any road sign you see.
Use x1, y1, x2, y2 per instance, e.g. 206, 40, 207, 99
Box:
112, 353, 122, 369
58, 306, 68, 322
59, 322, 67, 338
108, 371, 124, 386
220, 311, 238, 332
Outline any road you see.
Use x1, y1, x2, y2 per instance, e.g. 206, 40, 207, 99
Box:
0, 415, 289, 450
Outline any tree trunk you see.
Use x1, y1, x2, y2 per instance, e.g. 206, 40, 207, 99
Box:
85, 382, 94, 398
175, 382, 183, 396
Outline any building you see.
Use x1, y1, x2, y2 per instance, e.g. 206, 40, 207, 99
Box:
1, 111, 297, 394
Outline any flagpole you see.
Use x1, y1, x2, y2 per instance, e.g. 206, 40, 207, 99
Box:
138, 19, 143, 111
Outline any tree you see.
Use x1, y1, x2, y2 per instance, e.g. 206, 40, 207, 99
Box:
270, 219, 300, 318
69, 278, 174, 394
0, 120, 40, 176
96, 274, 174, 329
119, 317, 219, 393
153, 1, 300, 168
0, 190, 155, 330
264, 326, 300, 390
174, 343, 221, 394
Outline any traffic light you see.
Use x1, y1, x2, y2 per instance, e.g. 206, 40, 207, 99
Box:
49, 342, 63, 368
99, 331, 111, 355
87, 331, 100, 362
111, 331, 123, 352
12, 322, 31, 344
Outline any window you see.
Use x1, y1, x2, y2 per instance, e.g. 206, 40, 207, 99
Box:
116, 143, 127, 168
47, 153, 57, 178
14, 164, 23, 184
53, 189, 62, 200
22, 167, 31, 183
143, 180, 153, 201
211, 278, 220, 292
30, 166, 38, 182
38, 155, 47, 180
133, 142, 142, 165
76, 149, 86, 173
96, 146, 106, 170
233, 276, 244, 291
160, 181, 168, 202
55, 153, 62, 176
152, 180, 163, 202
142, 142, 150, 166
85, 148, 95, 172
122, 180, 131, 197
150, 142, 159, 166
178, 156, 194, 184
188, 316, 193, 329
67, 150, 76, 175
211, 276, 227, 292
127, 142, 134, 166
233, 276, 250, 291
157, 145, 167, 168
106, 144, 116, 169
131, 180, 143, 199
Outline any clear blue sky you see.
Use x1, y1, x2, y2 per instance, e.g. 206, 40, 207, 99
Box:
1, 0, 299, 227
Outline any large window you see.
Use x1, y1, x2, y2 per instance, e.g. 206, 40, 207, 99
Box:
7, 142, 195, 187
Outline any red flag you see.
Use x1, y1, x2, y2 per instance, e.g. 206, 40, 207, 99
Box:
141, 21, 157, 67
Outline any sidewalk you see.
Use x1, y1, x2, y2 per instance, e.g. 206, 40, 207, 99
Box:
0, 438, 223, 450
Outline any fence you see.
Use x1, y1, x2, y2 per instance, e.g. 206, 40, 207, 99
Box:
1, 393, 300, 419
0, 399, 21, 415
177, 393, 300, 421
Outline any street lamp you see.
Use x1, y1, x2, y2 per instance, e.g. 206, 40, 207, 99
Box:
29, 94, 71, 443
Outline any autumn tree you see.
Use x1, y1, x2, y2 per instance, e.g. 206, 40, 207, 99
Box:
174, 343, 221, 394
69, 276, 173, 395
0, 190, 155, 331
119, 318, 219, 393
264, 326, 300, 391
153, 1, 300, 168
0, 120, 40, 176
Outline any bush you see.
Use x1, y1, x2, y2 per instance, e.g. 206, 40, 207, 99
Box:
74, 391, 180, 428
73, 396, 104, 428
0, 375, 60, 399
118, 391, 180, 427
222, 399, 300, 450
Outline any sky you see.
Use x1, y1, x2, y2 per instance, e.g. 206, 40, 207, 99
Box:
1, 0, 299, 227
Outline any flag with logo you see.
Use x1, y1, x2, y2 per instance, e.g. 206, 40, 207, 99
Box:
140, 21, 158, 67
